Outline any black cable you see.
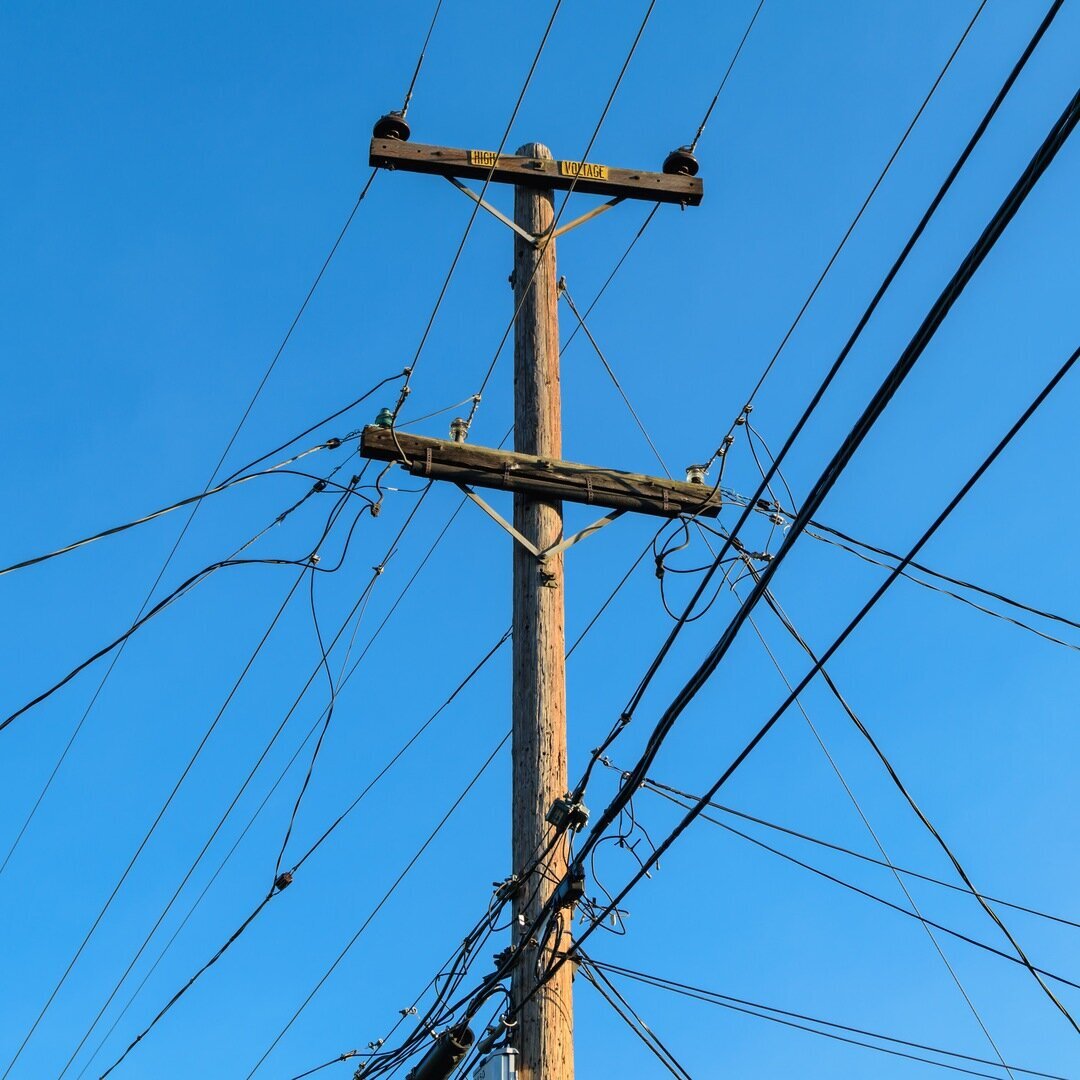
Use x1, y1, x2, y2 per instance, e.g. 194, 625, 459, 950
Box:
3, 564, 312, 1080
219, 370, 407, 486
399, 0, 445, 117
59, 490, 430, 1077
576, 78, 1080, 882
633, 773, 1080, 931
243, 733, 511, 1079
687, 0, 768, 153
565, 341, 1080, 1031
393, 0, 565, 407
75, 490, 470, 1079
268, 534, 658, 1079
706, 0, 991, 456
589, 960, 1066, 1080
578, 958, 691, 1079
463, 0, 659, 421
641, 777, 1080, 989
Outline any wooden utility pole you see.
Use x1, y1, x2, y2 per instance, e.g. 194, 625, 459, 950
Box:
363, 116, 703, 1080
509, 143, 572, 1080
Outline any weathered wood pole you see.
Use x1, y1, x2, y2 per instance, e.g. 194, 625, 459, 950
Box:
511, 142, 573, 1080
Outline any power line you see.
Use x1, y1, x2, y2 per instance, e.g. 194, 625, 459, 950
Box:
634, 770, 1080, 989
574, 73, 1080, 883
56, 489, 431, 1077
687, 0, 768, 153
578, 956, 691, 1079
242, 734, 511, 1079
563, 339, 1080, 1031
74, 490, 476, 1078
703, 0, 993, 457
588, 960, 1068, 1080
632, 771, 1080, 931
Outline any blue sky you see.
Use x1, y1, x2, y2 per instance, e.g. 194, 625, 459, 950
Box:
1, 1, 1078, 1077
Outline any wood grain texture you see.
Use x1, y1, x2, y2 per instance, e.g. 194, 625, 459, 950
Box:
359, 428, 723, 519
511, 142, 573, 1080
369, 138, 703, 206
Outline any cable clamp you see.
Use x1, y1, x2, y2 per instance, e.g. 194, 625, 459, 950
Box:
552, 865, 586, 911
273, 871, 294, 892
308, 553, 321, 565
372, 563, 385, 575
325, 437, 342, 450
546, 793, 589, 833
312, 479, 328, 493
492, 875, 521, 902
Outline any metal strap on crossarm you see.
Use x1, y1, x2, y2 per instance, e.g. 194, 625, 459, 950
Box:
458, 484, 625, 561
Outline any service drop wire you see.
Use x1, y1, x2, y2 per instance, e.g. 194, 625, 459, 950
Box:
64, 489, 428, 1078
35, 481, 375, 1080
0, 470, 373, 738
557, 343, 1080, 1034
253, 529, 662, 1080
77, 489, 467, 1080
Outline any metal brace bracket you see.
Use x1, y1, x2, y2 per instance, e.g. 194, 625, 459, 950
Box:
551, 197, 624, 240
457, 484, 625, 561
445, 176, 537, 245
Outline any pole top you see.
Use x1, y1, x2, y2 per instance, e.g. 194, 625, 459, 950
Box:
515, 141, 553, 160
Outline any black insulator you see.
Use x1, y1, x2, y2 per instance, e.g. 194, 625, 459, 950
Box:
406, 1024, 474, 1080
662, 145, 699, 177
373, 111, 411, 142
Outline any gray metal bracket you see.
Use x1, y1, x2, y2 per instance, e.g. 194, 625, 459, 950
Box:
445, 178, 624, 246
457, 484, 624, 561
551, 197, 624, 240
445, 176, 537, 245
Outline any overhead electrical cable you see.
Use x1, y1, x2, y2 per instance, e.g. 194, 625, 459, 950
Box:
2, 566, 313, 1079
562, 340, 1080, 1031
241, 736, 510, 1080
701, 0, 994, 459
613, 0, 1064, 743
577, 957, 691, 1079
589, 960, 1067, 1080
636, 771, 1080, 988
245, 535, 659, 1079
57, 489, 430, 1076
575, 75, 1080, 876
460, 0, 659, 429
74, 491, 477, 1078
634, 771, 1080, 931
391, 0, 565, 410
687, 0, 768, 153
